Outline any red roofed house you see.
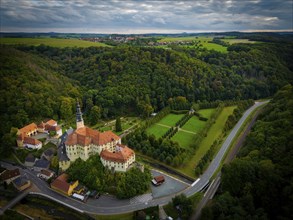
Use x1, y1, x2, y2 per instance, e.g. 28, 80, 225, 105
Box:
17, 123, 42, 149
100, 144, 135, 172
38, 119, 62, 137
61, 102, 135, 172
50, 173, 78, 196
0, 168, 21, 184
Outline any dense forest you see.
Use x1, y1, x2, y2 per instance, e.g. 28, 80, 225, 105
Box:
0, 36, 292, 156
201, 85, 293, 219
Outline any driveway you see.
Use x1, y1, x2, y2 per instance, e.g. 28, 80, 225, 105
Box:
150, 170, 189, 198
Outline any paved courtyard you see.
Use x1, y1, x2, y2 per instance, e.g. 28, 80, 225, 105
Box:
150, 169, 189, 198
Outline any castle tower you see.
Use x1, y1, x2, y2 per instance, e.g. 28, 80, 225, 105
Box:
76, 101, 84, 129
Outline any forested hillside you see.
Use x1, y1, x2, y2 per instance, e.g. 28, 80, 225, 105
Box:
19, 42, 293, 118
1, 38, 292, 156
0, 47, 81, 155
201, 85, 293, 219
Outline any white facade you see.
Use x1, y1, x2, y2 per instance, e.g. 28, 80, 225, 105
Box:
100, 154, 135, 172
25, 142, 42, 150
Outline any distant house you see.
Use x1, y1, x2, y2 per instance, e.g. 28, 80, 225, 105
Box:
0, 168, 21, 184
50, 173, 78, 196
34, 158, 50, 172
38, 119, 62, 137
24, 154, 36, 167
42, 148, 55, 161
38, 169, 54, 180
12, 176, 31, 191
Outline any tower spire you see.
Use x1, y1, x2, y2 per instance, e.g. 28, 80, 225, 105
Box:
76, 100, 84, 129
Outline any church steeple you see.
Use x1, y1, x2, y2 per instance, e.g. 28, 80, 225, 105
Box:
76, 100, 84, 129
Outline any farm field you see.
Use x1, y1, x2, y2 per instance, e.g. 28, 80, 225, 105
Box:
0, 37, 109, 48
198, 108, 215, 119
181, 116, 206, 133
222, 38, 258, 44
158, 36, 227, 52
171, 131, 195, 149
177, 106, 237, 177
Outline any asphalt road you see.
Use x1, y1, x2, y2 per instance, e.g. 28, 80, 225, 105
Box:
0, 101, 268, 215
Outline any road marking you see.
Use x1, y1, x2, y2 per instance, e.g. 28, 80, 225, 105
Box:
191, 178, 200, 187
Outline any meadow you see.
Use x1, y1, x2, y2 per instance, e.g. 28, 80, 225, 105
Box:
177, 106, 237, 177
157, 36, 227, 52
0, 37, 109, 48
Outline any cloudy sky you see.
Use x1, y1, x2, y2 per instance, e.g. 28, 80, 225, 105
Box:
1, 0, 292, 33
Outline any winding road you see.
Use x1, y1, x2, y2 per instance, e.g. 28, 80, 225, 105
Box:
0, 101, 268, 215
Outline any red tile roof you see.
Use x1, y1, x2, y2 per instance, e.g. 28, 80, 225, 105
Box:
45, 124, 61, 131
0, 168, 20, 181
100, 144, 134, 163
23, 137, 42, 145
45, 119, 57, 126
19, 123, 37, 134
41, 169, 54, 177
65, 126, 120, 146
50, 173, 70, 193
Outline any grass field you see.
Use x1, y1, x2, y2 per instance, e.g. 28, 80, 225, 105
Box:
222, 38, 258, 44
177, 106, 237, 177
181, 116, 206, 133
146, 124, 169, 139
198, 108, 215, 119
171, 131, 195, 149
158, 36, 227, 52
156, 114, 185, 127
0, 37, 109, 48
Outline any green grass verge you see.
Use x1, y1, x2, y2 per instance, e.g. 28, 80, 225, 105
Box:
198, 108, 215, 119
171, 131, 196, 149
181, 116, 206, 133
95, 213, 134, 220
0, 37, 110, 48
211, 102, 268, 179
146, 124, 169, 138
176, 106, 236, 177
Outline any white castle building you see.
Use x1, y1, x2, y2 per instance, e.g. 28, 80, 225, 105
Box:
59, 102, 135, 172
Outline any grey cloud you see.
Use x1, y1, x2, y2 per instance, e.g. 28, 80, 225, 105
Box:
1, 0, 292, 33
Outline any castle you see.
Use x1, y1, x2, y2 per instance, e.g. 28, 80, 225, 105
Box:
59, 102, 135, 172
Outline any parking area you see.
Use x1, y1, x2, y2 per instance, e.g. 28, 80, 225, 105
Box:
150, 169, 189, 198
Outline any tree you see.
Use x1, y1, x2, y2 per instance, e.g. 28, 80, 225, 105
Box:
115, 117, 122, 132
60, 98, 73, 120
51, 156, 59, 170
89, 105, 101, 125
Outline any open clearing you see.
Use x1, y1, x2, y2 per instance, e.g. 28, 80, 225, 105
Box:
0, 38, 109, 48
198, 108, 215, 119
176, 106, 237, 177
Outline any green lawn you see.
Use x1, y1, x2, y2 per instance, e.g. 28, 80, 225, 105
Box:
177, 106, 237, 177
171, 131, 195, 149
146, 124, 169, 139
181, 116, 206, 133
157, 114, 185, 127
198, 108, 215, 119
0, 38, 109, 48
